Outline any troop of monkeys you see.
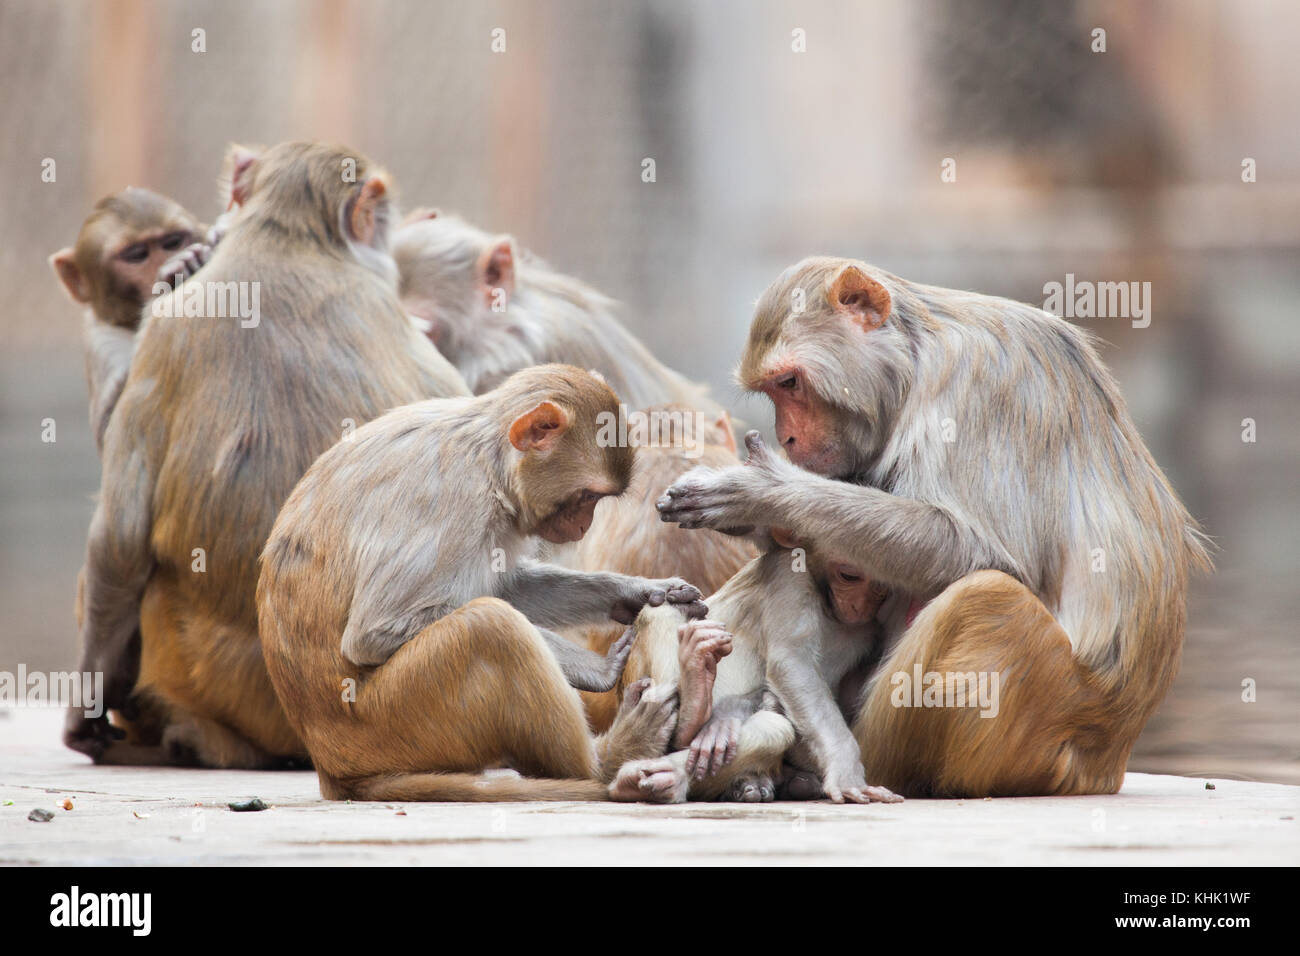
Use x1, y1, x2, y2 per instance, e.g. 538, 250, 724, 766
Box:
50, 141, 1209, 804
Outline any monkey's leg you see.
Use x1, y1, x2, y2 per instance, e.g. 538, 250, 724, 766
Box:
615, 710, 795, 803
324, 598, 616, 802
855, 570, 1115, 797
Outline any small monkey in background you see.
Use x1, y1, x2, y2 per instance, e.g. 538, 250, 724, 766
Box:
567, 404, 759, 732
50, 188, 218, 452
70, 142, 469, 768
659, 257, 1211, 797
618, 533, 901, 804
259, 365, 707, 801
393, 209, 728, 419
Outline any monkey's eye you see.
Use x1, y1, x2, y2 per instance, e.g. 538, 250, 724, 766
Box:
119, 243, 149, 264
776, 374, 798, 391
160, 232, 190, 251
836, 569, 863, 584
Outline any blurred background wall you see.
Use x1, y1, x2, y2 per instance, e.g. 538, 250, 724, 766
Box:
1, 0, 1296, 782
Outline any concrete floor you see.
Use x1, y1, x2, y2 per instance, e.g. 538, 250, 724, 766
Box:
2, 709, 1296, 866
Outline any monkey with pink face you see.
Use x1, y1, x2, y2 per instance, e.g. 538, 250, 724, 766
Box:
656, 257, 1210, 799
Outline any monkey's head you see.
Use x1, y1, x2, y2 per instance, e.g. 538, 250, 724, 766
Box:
771, 527, 886, 625
391, 210, 516, 357
222, 142, 396, 269
50, 187, 203, 330
500, 364, 634, 544
738, 257, 915, 479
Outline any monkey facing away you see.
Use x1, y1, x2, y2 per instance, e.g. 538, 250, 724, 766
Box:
50, 188, 216, 453
258, 364, 708, 801
618, 538, 901, 804
659, 257, 1211, 797
565, 403, 759, 732
69, 142, 469, 768
393, 209, 727, 418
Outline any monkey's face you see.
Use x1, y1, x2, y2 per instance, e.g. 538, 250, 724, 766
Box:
823, 561, 887, 625
536, 488, 612, 543
103, 225, 196, 309
760, 366, 853, 477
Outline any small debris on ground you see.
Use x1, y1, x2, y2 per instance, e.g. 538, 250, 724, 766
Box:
61, 798, 74, 810
1206, 782, 1216, 790
228, 797, 269, 812
28, 808, 54, 822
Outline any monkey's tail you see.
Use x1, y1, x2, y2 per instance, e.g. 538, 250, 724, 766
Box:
324, 771, 609, 803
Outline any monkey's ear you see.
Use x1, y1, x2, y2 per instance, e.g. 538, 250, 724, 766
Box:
509, 401, 570, 452
223, 144, 259, 208
50, 248, 89, 304
829, 265, 891, 330
477, 238, 516, 301
714, 411, 737, 455
400, 206, 440, 227
348, 177, 389, 246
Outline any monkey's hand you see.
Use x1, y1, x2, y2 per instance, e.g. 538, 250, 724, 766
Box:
674, 619, 732, 748
822, 759, 903, 805
157, 241, 212, 288
609, 577, 706, 625
657, 431, 793, 533
686, 712, 743, 780
63, 706, 124, 762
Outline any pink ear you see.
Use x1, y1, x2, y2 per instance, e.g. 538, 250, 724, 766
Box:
477, 238, 515, 302
508, 401, 569, 452
348, 177, 389, 245
50, 248, 89, 304
828, 265, 891, 330
226, 145, 259, 208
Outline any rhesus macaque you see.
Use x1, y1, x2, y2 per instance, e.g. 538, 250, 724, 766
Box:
70, 142, 470, 768
658, 257, 1211, 797
566, 404, 759, 732
50, 188, 216, 452
258, 364, 708, 801
616, 540, 901, 804
393, 209, 727, 418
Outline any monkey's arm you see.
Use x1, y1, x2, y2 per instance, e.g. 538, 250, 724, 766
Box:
69, 391, 160, 756
498, 561, 706, 628
765, 648, 896, 804
658, 432, 1019, 597
81, 316, 135, 454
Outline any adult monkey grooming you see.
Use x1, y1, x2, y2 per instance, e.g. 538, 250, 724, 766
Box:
659, 256, 1210, 797
393, 209, 727, 418
69, 142, 469, 767
258, 365, 704, 801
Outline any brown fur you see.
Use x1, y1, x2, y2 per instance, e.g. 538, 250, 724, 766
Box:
69, 142, 469, 767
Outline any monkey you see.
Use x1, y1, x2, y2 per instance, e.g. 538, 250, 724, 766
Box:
563, 403, 759, 732
257, 364, 709, 802
49, 188, 217, 453
657, 256, 1212, 797
613, 538, 901, 804
392, 209, 728, 419
68, 142, 470, 769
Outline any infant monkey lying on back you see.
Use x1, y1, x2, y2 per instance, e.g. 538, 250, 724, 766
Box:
619, 500, 903, 804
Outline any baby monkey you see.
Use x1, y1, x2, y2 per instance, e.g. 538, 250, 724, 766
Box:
622, 518, 900, 804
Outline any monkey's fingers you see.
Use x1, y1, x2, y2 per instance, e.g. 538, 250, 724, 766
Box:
705, 722, 738, 777
664, 582, 703, 605
865, 784, 904, 804
622, 676, 652, 709
742, 430, 773, 465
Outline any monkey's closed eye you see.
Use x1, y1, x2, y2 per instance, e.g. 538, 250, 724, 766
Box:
160, 232, 190, 251
776, 374, 798, 391
119, 244, 148, 264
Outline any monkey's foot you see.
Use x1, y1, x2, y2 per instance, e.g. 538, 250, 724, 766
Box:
725, 773, 776, 803
609, 757, 690, 803
673, 619, 733, 747
599, 682, 679, 779
777, 765, 823, 801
